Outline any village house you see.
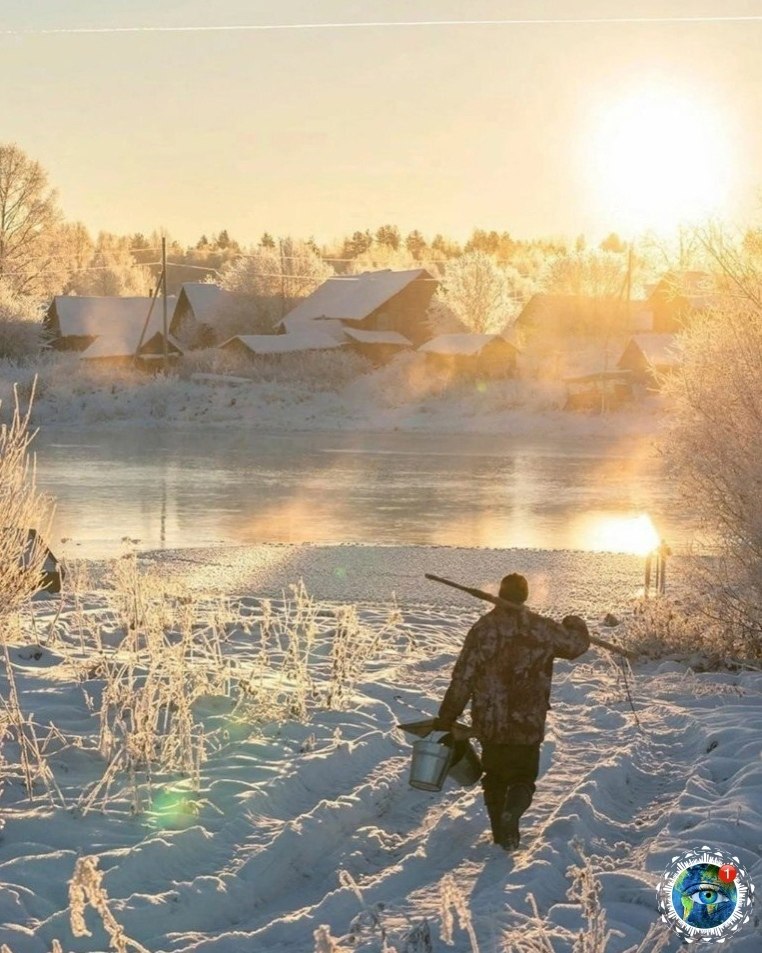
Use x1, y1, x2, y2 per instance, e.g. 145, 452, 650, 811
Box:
219, 329, 345, 359
169, 282, 239, 347
280, 269, 437, 345
80, 329, 184, 368
647, 271, 720, 333
514, 294, 653, 339
342, 328, 412, 364
45, 296, 175, 351
616, 333, 682, 389
418, 333, 519, 378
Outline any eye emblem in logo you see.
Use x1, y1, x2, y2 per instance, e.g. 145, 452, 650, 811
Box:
657, 847, 754, 942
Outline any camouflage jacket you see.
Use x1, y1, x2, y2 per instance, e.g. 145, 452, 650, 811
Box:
437, 607, 590, 745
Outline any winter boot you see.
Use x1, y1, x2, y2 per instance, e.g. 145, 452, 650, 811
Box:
498, 782, 534, 852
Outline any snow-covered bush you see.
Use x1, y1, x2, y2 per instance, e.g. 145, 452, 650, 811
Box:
348, 351, 564, 412
177, 346, 256, 379
245, 349, 368, 391
0, 282, 44, 360
182, 347, 368, 392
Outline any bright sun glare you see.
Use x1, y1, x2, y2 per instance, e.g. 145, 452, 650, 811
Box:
589, 85, 734, 234
589, 514, 660, 556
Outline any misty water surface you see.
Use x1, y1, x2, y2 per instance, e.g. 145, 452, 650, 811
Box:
34, 426, 691, 559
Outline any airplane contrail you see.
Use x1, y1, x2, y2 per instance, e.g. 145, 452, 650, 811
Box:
2, 15, 762, 37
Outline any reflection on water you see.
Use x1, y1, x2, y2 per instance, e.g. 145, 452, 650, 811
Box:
580, 513, 661, 556
35, 426, 692, 558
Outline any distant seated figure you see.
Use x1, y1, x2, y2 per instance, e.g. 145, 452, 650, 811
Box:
22, 529, 64, 594
434, 572, 590, 851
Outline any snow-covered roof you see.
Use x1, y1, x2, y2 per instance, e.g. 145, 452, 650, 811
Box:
280, 317, 347, 341
342, 328, 411, 346
418, 333, 516, 357
628, 333, 682, 366
176, 283, 236, 326
51, 296, 175, 339
80, 330, 183, 360
220, 331, 345, 354
281, 269, 431, 330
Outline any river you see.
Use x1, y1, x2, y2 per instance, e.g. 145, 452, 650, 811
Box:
34, 426, 689, 559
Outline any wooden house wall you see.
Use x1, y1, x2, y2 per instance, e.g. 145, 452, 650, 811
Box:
617, 342, 674, 388
344, 278, 436, 345
44, 304, 97, 351
424, 340, 517, 378
650, 295, 689, 333
345, 340, 406, 365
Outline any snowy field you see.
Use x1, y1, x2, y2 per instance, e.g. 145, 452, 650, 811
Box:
1, 544, 760, 952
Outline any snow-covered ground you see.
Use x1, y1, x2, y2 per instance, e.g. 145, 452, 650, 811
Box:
1, 545, 760, 952
0, 354, 667, 437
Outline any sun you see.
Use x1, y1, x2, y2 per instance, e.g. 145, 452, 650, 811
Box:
586, 514, 660, 556
586, 83, 734, 234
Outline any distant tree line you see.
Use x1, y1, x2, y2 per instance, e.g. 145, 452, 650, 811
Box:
3, 140, 751, 342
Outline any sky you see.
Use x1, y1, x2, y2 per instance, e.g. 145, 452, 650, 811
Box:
2, 0, 762, 247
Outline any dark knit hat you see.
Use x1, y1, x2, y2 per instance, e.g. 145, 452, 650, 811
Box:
499, 573, 529, 604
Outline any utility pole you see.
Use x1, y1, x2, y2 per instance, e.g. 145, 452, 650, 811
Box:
162, 236, 168, 371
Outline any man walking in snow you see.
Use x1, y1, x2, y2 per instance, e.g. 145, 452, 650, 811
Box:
433, 573, 590, 851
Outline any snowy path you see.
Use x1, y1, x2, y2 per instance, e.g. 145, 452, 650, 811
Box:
2, 552, 760, 952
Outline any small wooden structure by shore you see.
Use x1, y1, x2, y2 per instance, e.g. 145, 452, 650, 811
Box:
418, 333, 519, 378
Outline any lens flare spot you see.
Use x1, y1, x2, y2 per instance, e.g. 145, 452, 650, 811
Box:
149, 787, 197, 830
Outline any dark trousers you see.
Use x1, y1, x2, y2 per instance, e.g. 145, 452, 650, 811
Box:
480, 742, 541, 842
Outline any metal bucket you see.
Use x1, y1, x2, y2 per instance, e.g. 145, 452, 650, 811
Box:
409, 738, 453, 791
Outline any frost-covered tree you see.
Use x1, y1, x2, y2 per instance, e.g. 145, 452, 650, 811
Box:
346, 243, 420, 274
540, 249, 627, 298
429, 252, 523, 334
68, 232, 151, 296
664, 229, 762, 657
217, 237, 333, 335
0, 143, 73, 297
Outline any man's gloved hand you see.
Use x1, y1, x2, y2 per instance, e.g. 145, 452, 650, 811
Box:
450, 723, 474, 741
562, 614, 588, 632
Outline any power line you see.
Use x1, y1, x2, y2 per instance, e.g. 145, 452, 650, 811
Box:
2, 15, 762, 37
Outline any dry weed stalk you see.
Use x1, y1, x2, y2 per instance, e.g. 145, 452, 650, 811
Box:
69, 855, 150, 953
567, 847, 621, 953
440, 873, 480, 953
313, 924, 343, 952
78, 558, 232, 813
238, 583, 398, 721
0, 380, 55, 628
501, 893, 563, 953
1, 943, 63, 953
325, 603, 392, 710
0, 641, 64, 805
